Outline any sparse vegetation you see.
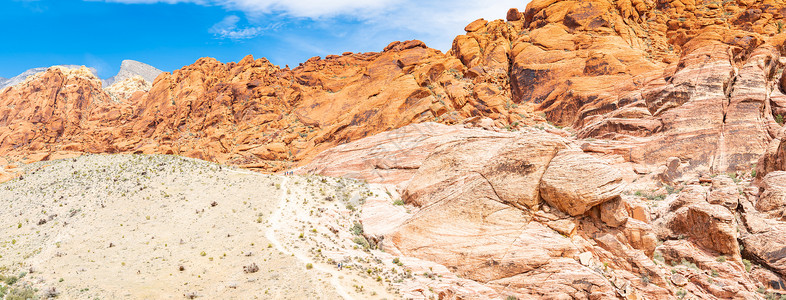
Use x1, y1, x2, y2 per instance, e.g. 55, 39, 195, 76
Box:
680, 259, 698, 270
676, 289, 687, 299
5, 285, 35, 300
743, 259, 752, 272
634, 190, 666, 201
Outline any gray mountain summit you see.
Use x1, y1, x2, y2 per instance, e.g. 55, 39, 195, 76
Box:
103, 60, 163, 87
0, 65, 97, 91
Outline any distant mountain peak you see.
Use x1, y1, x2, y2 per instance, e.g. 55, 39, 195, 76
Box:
104, 60, 163, 87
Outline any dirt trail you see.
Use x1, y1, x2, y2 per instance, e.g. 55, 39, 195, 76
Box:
265, 176, 353, 299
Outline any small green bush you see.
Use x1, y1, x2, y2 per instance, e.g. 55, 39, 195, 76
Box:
743, 259, 752, 272
6, 286, 35, 300
351, 222, 364, 236
353, 237, 370, 249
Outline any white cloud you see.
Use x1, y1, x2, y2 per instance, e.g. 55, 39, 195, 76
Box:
95, 0, 527, 50
209, 15, 263, 39
98, 0, 396, 17
366, 0, 526, 50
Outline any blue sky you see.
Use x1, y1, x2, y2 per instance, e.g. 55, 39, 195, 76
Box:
1, 0, 525, 79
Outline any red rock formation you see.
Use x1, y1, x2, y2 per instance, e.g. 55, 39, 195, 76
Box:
0, 67, 130, 155
446, 0, 786, 174
3, 1, 785, 177
0, 41, 538, 173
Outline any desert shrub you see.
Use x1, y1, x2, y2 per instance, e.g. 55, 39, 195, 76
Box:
743, 259, 752, 272
6, 285, 35, 300
351, 222, 364, 236
243, 263, 259, 273
353, 237, 370, 249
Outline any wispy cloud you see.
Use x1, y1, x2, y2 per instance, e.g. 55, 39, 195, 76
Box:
14, 0, 47, 12
91, 0, 525, 50
97, 0, 395, 17
209, 15, 263, 39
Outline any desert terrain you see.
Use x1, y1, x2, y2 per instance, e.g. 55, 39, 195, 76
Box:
0, 154, 437, 299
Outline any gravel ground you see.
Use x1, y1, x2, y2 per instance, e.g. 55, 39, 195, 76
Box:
0, 154, 348, 299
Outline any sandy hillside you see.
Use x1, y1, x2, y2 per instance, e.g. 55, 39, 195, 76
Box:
0, 154, 414, 299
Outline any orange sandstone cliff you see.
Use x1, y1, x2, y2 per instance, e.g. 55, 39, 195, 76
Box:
4, 1, 786, 299
3, 0, 786, 176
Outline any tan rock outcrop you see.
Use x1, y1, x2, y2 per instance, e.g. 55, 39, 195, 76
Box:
402, 130, 571, 210
104, 75, 151, 100
296, 122, 509, 186
540, 149, 625, 216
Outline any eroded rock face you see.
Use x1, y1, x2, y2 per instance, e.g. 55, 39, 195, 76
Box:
449, 0, 786, 174
373, 126, 633, 297
103, 59, 163, 87
297, 120, 786, 298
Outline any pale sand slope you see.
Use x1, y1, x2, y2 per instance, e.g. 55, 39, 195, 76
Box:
0, 154, 400, 299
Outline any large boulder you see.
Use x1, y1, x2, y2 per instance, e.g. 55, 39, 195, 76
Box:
667, 202, 740, 256
741, 223, 786, 277
540, 149, 625, 216
756, 171, 786, 217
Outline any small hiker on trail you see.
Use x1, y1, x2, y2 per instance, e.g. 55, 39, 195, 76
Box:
337, 262, 342, 270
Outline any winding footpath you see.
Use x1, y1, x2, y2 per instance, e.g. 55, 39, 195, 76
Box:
264, 176, 353, 300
